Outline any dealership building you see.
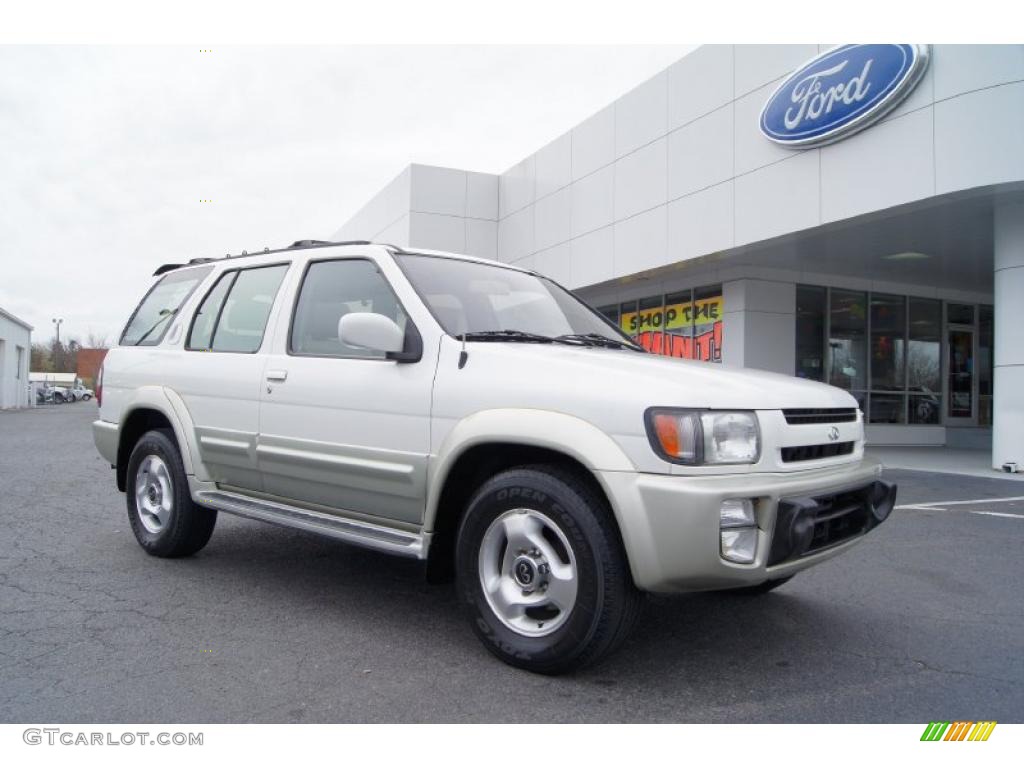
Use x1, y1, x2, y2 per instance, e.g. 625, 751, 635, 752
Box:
334, 44, 1024, 468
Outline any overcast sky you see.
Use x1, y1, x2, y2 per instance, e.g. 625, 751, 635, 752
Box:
0, 45, 689, 345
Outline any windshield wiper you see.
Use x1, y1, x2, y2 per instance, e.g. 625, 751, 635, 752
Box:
461, 330, 587, 345
555, 333, 645, 351
134, 308, 177, 345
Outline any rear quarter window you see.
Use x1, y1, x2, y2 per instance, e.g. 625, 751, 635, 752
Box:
121, 266, 213, 346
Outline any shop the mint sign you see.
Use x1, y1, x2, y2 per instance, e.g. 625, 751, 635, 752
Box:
760, 44, 929, 148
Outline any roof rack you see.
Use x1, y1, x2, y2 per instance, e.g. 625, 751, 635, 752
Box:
152, 239, 401, 276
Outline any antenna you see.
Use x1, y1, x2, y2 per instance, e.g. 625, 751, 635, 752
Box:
458, 332, 468, 369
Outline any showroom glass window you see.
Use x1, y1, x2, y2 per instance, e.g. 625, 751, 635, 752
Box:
978, 305, 994, 426
795, 285, 992, 426
828, 290, 868, 412
599, 285, 724, 362
908, 298, 941, 424
869, 294, 906, 424
796, 285, 826, 381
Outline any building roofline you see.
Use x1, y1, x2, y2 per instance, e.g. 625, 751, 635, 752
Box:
0, 306, 33, 332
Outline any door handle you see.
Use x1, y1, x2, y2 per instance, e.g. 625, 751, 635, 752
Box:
266, 370, 288, 382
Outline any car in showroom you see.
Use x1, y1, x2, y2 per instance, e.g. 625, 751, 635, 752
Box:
92, 240, 896, 673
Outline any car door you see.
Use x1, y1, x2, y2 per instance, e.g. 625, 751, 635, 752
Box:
257, 255, 435, 525
172, 262, 292, 490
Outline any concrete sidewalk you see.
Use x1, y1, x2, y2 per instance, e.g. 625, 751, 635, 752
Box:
869, 445, 1023, 481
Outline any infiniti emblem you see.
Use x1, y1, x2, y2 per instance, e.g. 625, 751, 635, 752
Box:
827, 426, 841, 442
516, 561, 534, 585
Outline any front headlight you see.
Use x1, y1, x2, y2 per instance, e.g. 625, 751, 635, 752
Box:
646, 409, 760, 465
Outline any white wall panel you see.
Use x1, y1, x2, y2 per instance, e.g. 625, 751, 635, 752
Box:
570, 226, 614, 288
534, 186, 571, 252
734, 151, 820, 246
466, 171, 498, 220
613, 205, 667, 276
667, 181, 733, 262
465, 218, 498, 260
409, 212, 465, 253
497, 205, 534, 263
570, 164, 615, 239
733, 77, 804, 176
821, 108, 935, 223
533, 242, 572, 285
733, 44, 818, 97
668, 104, 734, 199
410, 165, 466, 216
935, 82, 1024, 194
668, 44, 734, 130
571, 104, 615, 181
933, 44, 1024, 102
499, 154, 535, 218
535, 132, 572, 200
613, 138, 667, 222
614, 71, 667, 157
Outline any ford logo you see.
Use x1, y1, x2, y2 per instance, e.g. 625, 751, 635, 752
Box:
760, 44, 929, 148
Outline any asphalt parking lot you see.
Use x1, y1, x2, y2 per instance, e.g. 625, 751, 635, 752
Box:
1, 405, 1022, 723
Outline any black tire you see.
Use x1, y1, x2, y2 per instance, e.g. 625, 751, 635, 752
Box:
82, 394, 92, 401
126, 429, 217, 558
725, 575, 794, 595
54, 392, 65, 404
455, 464, 642, 674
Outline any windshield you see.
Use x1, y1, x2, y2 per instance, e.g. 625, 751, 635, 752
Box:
397, 254, 638, 348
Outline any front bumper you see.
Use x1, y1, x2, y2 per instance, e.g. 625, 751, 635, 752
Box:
598, 457, 895, 593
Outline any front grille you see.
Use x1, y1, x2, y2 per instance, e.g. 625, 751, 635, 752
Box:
767, 482, 896, 566
782, 407, 857, 425
781, 441, 855, 463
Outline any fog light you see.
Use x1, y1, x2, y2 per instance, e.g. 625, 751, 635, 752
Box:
720, 529, 758, 564
720, 498, 755, 528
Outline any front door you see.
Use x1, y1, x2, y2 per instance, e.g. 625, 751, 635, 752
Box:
946, 327, 976, 423
257, 257, 434, 525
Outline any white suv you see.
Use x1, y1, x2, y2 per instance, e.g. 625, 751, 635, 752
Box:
93, 240, 896, 673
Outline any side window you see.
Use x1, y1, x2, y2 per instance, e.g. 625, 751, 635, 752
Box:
187, 264, 289, 353
121, 266, 213, 346
187, 271, 235, 350
290, 259, 407, 358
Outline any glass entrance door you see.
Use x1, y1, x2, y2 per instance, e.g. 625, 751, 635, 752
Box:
947, 328, 975, 422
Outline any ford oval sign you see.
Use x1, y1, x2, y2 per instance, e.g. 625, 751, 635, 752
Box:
760, 44, 929, 148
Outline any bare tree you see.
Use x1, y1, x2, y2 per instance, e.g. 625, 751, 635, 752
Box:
85, 332, 110, 349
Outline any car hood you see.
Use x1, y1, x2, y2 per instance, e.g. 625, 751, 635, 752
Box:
453, 341, 857, 411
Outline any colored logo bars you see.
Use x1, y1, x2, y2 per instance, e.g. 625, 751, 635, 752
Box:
920, 721, 997, 742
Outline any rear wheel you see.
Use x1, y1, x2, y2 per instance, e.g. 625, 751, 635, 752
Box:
126, 429, 217, 557
456, 465, 641, 674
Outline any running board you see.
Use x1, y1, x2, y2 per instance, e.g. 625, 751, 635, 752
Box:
196, 490, 426, 559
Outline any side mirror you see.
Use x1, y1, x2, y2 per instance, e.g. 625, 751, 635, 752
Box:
338, 312, 405, 355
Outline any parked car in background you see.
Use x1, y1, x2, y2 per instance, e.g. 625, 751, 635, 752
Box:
93, 240, 897, 673
68, 385, 95, 402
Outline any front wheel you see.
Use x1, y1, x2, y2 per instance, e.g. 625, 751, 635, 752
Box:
126, 429, 217, 557
456, 465, 642, 674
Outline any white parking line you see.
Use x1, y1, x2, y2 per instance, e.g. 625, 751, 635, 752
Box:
895, 495, 1024, 511
969, 510, 1024, 520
